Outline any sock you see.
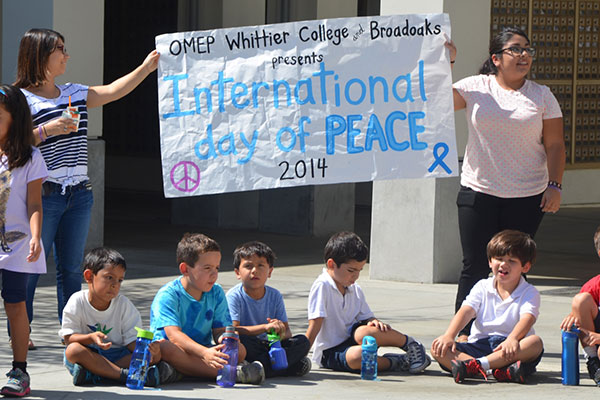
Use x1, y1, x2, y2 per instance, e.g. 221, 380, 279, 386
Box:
584, 346, 597, 359
119, 368, 129, 383
401, 335, 412, 351
12, 361, 27, 374
477, 357, 490, 371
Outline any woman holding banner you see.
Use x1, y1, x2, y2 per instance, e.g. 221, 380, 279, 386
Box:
13, 28, 159, 347
447, 27, 565, 341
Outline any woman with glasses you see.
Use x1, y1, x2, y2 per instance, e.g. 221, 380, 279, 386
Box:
446, 27, 565, 341
13, 29, 159, 347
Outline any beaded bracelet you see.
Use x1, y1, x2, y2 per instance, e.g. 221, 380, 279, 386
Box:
548, 180, 562, 191
37, 125, 45, 143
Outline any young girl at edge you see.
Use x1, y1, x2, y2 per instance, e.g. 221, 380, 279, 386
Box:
0, 84, 48, 397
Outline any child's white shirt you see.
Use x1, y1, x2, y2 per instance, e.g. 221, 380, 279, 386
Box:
59, 290, 142, 348
0, 148, 47, 273
463, 276, 540, 342
308, 268, 373, 366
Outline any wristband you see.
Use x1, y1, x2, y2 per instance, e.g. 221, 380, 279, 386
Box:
548, 180, 562, 190
450, 60, 455, 64
38, 125, 45, 142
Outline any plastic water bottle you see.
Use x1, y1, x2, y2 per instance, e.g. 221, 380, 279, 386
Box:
562, 325, 581, 385
217, 326, 239, 387
361, 335, 377, 381
267, 330, 288, 370
126, 327, 154, 390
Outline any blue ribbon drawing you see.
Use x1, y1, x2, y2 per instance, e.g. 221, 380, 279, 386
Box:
428, 142, 452, 174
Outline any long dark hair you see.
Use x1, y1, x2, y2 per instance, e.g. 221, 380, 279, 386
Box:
479, 27, 530, 75
14, 28, 65, 88
0, 85, 33, 170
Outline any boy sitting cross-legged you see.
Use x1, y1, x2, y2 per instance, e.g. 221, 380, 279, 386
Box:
431, 230, 544, 383
305, 231, 431, 375
226, 241, 311, 378
151, 233, 265, 384
60, 247, 177, 387
560, 225, 600, 385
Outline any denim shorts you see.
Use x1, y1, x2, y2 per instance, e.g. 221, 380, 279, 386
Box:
455, 335, 543, 375
0, 269, 28, 303
321, 321, 368, 372
64, 346, 131, 375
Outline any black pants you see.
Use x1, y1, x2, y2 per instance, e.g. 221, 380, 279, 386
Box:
240, 334, 311, 378
455, 186, 544, 335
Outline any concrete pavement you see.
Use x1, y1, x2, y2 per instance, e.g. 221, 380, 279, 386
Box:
3, 206, 600, 399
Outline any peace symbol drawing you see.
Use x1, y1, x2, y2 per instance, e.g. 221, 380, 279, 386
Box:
170, 161, 201, 192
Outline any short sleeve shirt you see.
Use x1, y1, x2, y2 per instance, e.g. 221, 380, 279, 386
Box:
22, 84, 89, 186
0, 148, 48, 273
150, 277, 232, 346
581, 275, 600, 306
59, 290, 142, 348
463, 276, 540, 342
226, 283, 287, 341
453, 75, 562, 198
308, 268, 374, 366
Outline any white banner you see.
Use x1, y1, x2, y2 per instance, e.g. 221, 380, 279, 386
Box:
156, 14, 457, 198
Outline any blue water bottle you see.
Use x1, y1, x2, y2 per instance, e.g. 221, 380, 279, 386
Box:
126, 327, 154, 389
562, 325, 581, 385
361, 335, 377, 381
267, 330, 288, 370
217, 326, 239, 387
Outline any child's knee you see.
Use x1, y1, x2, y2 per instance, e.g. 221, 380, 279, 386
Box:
353, 325, 378, 342
573, 292, 596, 311
64, 342, 88, 362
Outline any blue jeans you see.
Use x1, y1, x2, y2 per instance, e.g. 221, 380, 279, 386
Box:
27, 181, 93, 323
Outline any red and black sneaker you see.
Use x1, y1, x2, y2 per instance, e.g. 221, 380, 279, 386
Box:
493, 360, 525, 383
451, 359, 487, 383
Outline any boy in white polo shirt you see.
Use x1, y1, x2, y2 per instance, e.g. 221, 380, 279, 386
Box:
305, 231, 430, 375
431, 230, 543, 383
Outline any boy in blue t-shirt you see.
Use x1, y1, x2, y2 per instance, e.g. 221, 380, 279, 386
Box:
150, 233, 265, 384
226, 241, 311, 378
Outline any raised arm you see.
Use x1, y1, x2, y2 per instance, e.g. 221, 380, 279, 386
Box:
444, 39, 466, 111
87, 50, 160, 109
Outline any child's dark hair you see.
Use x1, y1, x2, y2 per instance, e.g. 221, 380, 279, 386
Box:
324, 231, 369, 267
487, 230, 537, 266
14, 28, 65, 88
594, 225, 600, 255
0, 84, 33, 170
83, 247, 127, 274
479, 27, 530, 75
233, 241, 276, 269
176, 233, 220, 267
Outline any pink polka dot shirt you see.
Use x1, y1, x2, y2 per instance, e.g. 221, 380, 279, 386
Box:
453, 74, 563, 198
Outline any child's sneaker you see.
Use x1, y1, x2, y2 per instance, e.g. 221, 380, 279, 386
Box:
292, 357, 312, 377
71, 363, 94, 386
0, 368, 30, 397
451, 359, 487, 383
587, 356, 600, 382
492, 361, 525, 383
383, 353, 410, 372
404, 339, 431, 373
236, 361, 265, 385
145, 361, 182, 387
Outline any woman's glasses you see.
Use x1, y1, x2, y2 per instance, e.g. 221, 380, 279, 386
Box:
499, 46, 536, 57
54, 45, 68, 55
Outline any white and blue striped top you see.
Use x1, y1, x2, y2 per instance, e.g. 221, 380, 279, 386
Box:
22, 83, 89, 187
